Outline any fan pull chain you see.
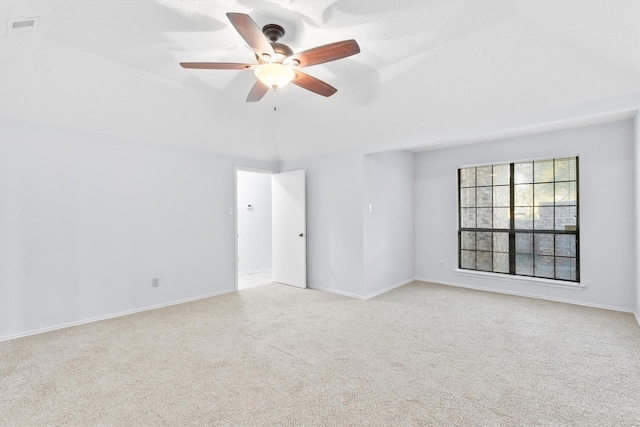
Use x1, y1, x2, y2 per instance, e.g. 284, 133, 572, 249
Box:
273, 89, 277, 112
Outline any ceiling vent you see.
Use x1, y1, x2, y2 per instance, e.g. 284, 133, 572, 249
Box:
7, 17, 39, 37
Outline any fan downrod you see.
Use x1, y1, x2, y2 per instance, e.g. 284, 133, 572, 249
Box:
262, 24, 285, 42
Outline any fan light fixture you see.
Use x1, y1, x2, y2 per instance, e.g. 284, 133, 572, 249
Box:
254, 63, 295, 89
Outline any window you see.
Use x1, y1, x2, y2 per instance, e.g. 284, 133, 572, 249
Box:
458, 157, 579, 282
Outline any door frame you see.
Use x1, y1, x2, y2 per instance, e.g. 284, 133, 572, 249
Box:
234, 166, 278, 291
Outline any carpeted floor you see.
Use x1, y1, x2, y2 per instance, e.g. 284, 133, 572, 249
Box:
1, 281, 639, 426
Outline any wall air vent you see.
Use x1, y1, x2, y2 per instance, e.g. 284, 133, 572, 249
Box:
7, 17, 39, 37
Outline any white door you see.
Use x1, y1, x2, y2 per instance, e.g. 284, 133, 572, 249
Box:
272, 170, 306, 288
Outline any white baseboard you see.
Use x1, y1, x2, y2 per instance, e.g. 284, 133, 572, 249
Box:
635, 311, 640, 328
308, 285, 366, 299
0, 289, 235, 343
415, 277, 635, 314
238, 268, 271, 276
363, 278, 415, 299
309, 278, 415, 300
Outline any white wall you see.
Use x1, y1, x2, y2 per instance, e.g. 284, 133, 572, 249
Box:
0, 117, 276, 340
280, 151, 365, 297
236, 170, 272, 275
3, 115, 636, 340
363, 150, 414, 297
280, 149, 415, 299
634, 112, 640, 325
415, 120, 636, 311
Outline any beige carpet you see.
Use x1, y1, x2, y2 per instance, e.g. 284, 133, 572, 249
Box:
1, 281, 639, 426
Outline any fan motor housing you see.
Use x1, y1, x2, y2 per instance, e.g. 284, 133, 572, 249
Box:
272, 42, 293, 58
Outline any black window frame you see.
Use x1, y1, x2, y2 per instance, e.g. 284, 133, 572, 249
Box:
458, 157, 580, 282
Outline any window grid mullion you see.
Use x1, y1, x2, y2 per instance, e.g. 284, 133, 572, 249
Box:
552, 159, 556, 279
491, 166, 494, 272
509, 163, 515, 275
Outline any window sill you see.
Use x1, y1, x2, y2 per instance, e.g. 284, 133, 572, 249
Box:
454, 269, 585, 290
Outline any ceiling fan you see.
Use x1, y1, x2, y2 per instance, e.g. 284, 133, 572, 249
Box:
180, 13, 360, 102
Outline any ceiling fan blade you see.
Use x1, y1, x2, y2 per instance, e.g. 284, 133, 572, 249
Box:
291, 71, 337, 97
226, 13, 275, 60
246, 80, 270, 102
286, 40, 360, 68
180, 62, 256, 70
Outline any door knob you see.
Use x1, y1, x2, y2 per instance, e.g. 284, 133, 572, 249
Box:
299, 233, 304, 237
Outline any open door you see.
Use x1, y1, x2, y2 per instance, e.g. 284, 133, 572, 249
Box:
272, 170, 306, 288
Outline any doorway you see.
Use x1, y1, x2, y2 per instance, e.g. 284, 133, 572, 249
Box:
236, 168, 274, 290
235, 167, 307, 291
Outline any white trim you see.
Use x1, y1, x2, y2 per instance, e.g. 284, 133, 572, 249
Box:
363, 278, 415, 299
635, 311, 640, 328
308, 285, 366, 300
415, 277, 634, 313
0, 289, 235, 343
238, 268, 272, 276
309, 278, 415, 300
454, 269, 585, 290
235, 166, 279, 175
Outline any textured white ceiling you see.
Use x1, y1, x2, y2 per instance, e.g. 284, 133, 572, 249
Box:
0, 0, 638, 162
